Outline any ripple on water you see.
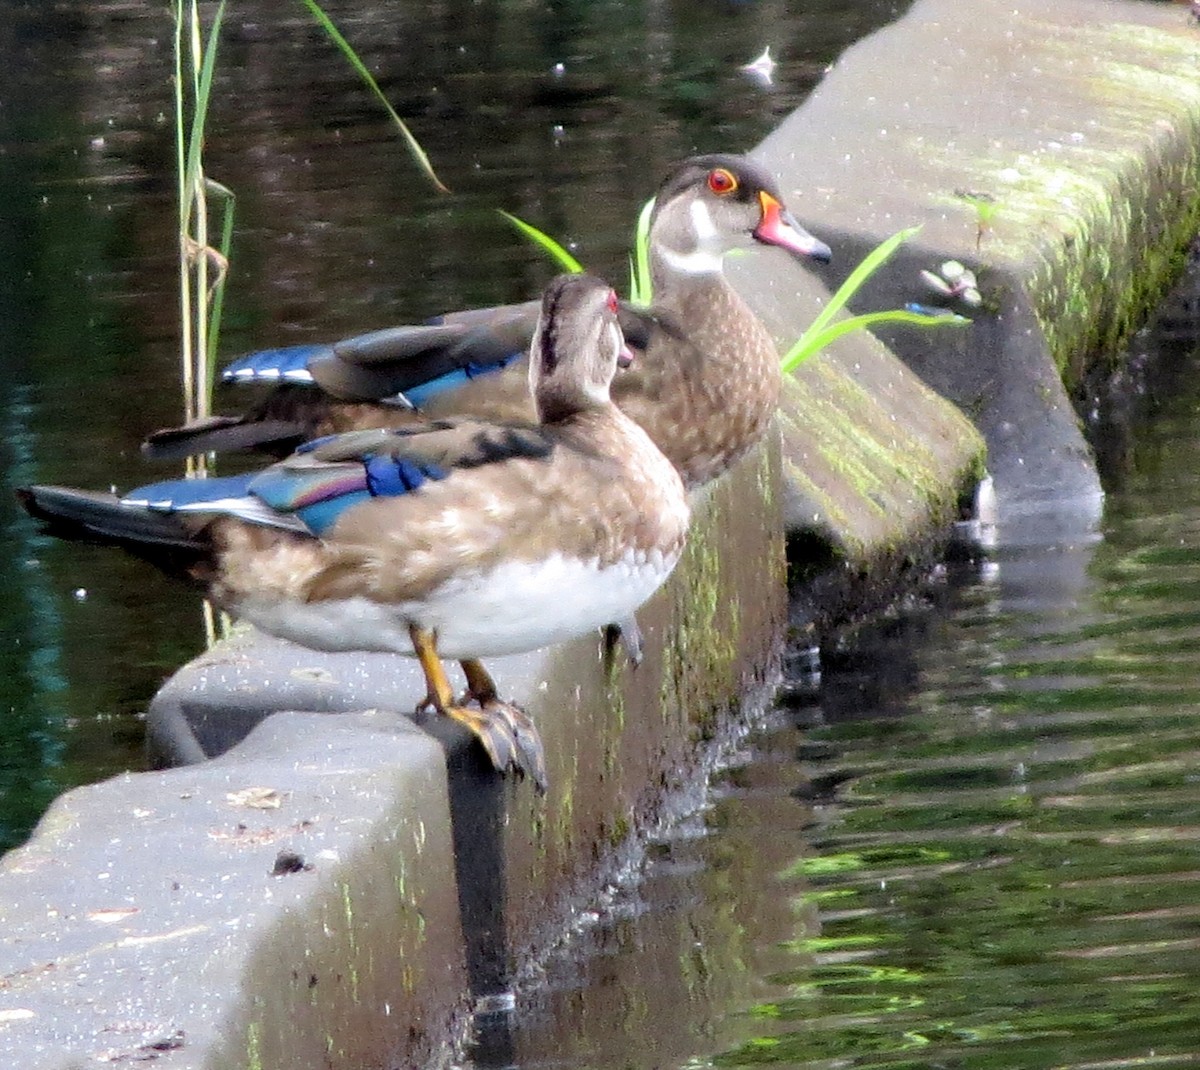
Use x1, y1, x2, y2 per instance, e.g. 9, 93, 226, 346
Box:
507, 254, 1200, 1069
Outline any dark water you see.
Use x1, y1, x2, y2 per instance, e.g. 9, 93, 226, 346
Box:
497, 264, 1200, 1067
0, 0, 905, 850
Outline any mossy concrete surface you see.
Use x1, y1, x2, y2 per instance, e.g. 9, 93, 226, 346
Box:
760, 0, 1200, 511
0, 444, 787, 1069
732, 257, 984, 570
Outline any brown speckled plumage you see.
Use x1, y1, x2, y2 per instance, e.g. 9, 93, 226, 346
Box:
146, 155, 826, 495
207, 405, 686, 610
186, 275, 689, 618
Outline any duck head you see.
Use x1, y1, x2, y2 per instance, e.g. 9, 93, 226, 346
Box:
530, 273, 630, 423
649, 154, 832, 277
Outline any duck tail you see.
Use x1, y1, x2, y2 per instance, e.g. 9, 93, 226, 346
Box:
141, 415, 311, 461
17, 483, 217, 581
19, 484, 202, 547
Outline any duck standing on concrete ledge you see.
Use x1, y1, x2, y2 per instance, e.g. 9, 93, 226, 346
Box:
18, 275, 691, 792
145, 154, 831, 494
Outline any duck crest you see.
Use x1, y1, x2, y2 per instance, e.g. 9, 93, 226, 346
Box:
535, 279, 568, 377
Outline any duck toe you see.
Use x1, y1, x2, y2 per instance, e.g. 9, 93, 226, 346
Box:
479, 700, 548, 795
442, 701, 547, 794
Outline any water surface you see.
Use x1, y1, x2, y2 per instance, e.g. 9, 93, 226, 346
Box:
499, 259, 1200, 1068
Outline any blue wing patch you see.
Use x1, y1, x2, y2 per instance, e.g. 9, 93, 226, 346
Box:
221, 345, 325, 383
402, 353, 522, 407
249, 452, 450, 536
119, 448, 452, 537
364, 455, 448, 496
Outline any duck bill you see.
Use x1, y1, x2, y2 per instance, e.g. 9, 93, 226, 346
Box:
755, 191, 832, 263
617, 342, 635, 369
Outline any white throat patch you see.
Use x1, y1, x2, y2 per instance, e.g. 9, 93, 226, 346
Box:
655, 200, 728, 276
690, 198, 720, 248
656, 246, 725, 276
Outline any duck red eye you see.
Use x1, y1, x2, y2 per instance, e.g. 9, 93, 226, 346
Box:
606, 290, 619, 314
707, 167, 738, 195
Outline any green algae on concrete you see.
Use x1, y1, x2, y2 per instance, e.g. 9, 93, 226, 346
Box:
496, 440, 789, 950
728, 255, 985, 579
755, 0, 1200, 510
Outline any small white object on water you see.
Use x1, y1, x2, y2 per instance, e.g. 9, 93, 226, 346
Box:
740, 46, 776, 86
552, 62, 565, 77
73, 588, 87, 601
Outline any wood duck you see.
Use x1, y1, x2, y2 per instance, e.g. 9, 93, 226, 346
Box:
19, 275, 691, 791
145, 154, 832, 494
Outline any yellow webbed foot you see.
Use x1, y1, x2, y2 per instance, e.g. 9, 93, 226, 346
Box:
410, 627, 547, 792
460, 657, 547, 793
433, 699, 546, 794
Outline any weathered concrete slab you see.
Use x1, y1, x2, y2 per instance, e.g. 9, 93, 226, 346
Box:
0, 443, 788, 1069
0, 711, 466, 1069
762, 0, 1200, 515
730, 255, 985, 626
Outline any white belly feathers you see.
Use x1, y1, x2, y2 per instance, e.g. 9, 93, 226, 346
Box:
233, 547, 680, 660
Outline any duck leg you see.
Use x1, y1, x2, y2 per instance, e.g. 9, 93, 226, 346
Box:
408, 624, 546, 791
459, 658, 547, 794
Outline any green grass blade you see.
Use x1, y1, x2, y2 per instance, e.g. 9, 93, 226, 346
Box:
174, 2, 190, 403
497, 210, 584, 273
629, 197, 655, 305
298, 0, 449, 193
781, 309, 968, 374
174, 3, 188, 228
801, 225, 921, 345
182, 0, 226, 227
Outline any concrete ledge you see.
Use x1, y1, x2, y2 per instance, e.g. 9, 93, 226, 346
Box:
0, 712, 466, 1069
764, 0, 1200, 510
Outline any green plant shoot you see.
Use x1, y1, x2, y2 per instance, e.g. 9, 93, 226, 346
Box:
780, 227, 969, 374
497, 211, 584, 273
628, 197, 655, 306
298, 0, 449, 193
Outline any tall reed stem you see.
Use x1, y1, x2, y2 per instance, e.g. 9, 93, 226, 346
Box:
174, 0, 229, 461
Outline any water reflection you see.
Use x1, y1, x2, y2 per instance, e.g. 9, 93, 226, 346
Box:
505, 257, 1200, 1067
